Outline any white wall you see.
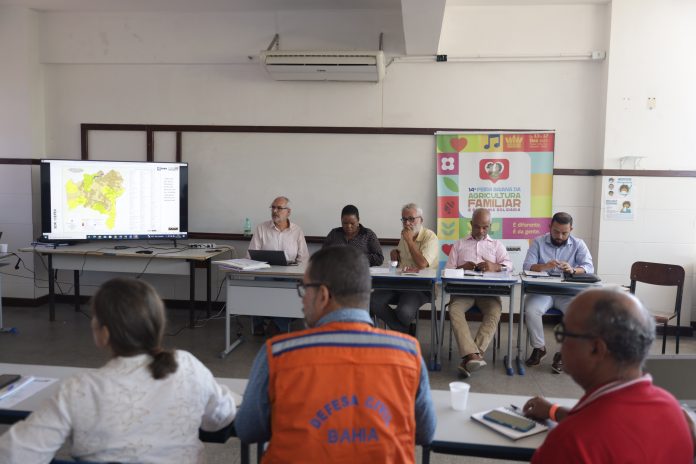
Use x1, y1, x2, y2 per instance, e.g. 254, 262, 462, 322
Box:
2, 1, 694, 330
598, 0, 696, 324
0, 6, 42, 299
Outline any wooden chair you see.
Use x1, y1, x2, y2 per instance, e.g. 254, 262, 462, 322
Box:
629, 261, 685, 354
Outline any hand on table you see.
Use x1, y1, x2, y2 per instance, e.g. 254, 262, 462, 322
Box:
475, 260, 500, 272
457, 261, 477, 271
523, 396, 553, 421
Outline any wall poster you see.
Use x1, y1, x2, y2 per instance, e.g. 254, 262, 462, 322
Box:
436, 131, 555, 271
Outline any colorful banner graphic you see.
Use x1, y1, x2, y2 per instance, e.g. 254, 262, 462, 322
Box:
436, 132, 555, 271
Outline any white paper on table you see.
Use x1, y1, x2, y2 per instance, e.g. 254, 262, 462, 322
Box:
369, 267, 391, 275
0, 377, 58, 408
443, 268, 464, 278
523, 270, 549, 277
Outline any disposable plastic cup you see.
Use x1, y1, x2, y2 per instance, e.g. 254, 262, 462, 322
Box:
0, 244, 7, 253
449, 381, 470, 411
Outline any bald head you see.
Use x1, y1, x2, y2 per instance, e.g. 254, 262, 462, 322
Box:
470, 208, 492, 241
569, 289, 655, 367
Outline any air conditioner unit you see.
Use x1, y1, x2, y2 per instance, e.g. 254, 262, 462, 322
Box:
260, 50, 385, 82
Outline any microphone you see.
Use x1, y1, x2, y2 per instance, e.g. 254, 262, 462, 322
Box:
14, 257, 20, 270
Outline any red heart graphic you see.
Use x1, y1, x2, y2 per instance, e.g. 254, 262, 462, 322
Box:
450, 138, 468, 152
442, 244, 453, 256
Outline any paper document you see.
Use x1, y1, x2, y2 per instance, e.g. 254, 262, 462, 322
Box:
472, 406, 549, 440
369, 267, 391, 275
214, 259, 271, 271
0, 376, 34, 401
523, 270, 549, 277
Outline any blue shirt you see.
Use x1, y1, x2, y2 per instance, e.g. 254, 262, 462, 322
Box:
523, 233, 594, 273
234, 308, 437, 446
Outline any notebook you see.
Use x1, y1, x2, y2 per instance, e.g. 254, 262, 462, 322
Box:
248, 249, 291, 266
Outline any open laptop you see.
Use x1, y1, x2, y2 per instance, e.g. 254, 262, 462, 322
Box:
248, 249, 292, 266
644, 355, 696, 409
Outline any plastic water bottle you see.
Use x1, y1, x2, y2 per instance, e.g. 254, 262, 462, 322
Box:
390, 261, 398, 275
243, 218, 252, 237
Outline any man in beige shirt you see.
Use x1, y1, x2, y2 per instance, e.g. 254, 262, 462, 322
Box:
370, 203, 438, 334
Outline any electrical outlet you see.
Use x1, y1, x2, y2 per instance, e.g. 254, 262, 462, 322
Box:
647, 97, 656, 110
190, 243, 216, 249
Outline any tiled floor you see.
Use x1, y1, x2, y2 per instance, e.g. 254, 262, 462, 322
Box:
1, 303, 694, 463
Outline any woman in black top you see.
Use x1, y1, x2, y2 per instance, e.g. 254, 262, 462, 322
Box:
323, 205, 384, 266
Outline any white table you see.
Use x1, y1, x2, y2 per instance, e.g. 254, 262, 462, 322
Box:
439, 274, 520, 375
219, 265, 442, 370
517, 275, 602, 374
427, 389, 576, 462
21, 242, 230, 327
219, 264, 306, 358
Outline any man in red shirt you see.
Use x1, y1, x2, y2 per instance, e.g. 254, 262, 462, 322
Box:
523, 289, 693, 463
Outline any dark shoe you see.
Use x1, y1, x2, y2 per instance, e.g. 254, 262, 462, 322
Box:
407, 322, 417, 337
457, 360, 471, 378
265, 320, 281, 337
464, 353, 487, 372
552, 352, 563, 374
525, 347, 547, 366
252, 323, 266, 336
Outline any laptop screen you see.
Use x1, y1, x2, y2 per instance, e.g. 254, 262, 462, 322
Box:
248, 249, 290, 266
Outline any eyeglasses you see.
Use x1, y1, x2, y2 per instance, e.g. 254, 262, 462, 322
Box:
296, 282, 324, 297
553, 322, 597, 343
400, 216, 422, 223
270, 206, 289, 211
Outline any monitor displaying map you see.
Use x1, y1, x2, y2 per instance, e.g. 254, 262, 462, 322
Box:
40, 159, 188, 242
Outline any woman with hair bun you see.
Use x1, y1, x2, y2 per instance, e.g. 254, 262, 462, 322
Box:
0, 277, 237, 464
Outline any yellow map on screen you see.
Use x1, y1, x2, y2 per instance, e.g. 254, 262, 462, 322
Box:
65, 170, 125, 229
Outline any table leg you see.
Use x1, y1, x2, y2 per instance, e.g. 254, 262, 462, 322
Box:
428, 285, 441, 371
240, 442, 249, 464
189, 260, 195, 328
220, 276, 244, 358
516, 285, 527, 375
434, 287, 448, 371
74, 270, 80, 312
504, 285, 515, 376
48, 255, 55, 321
206, 259, 212, 318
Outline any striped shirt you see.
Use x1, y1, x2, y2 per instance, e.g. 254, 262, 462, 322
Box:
445, 235, 513, 270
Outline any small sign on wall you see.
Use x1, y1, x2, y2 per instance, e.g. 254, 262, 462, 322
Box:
604, 176, 634, 220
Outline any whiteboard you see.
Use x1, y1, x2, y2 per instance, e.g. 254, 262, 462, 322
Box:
181, 132, 437, 238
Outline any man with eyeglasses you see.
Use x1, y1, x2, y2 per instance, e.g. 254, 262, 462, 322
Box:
523, 212, 594, 373
445, 208, 512, 378
370, 202, 439, 334
235, 246, 436, 463
522, 289, 693, 463
248, 196, 309, 335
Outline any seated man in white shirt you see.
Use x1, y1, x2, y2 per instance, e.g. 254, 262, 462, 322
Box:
247, 196, 309, 336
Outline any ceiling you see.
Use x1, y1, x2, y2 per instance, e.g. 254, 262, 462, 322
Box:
0, 0, 609, 12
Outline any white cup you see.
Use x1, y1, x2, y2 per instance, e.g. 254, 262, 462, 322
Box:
0, 244, 7, 253
449, 381, 470, 411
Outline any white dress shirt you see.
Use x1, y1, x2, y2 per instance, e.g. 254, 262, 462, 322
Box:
0, 350, 236, 464
247, 220, 309, 264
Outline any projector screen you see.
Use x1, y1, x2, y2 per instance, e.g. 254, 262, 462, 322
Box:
40, 159, 188, 242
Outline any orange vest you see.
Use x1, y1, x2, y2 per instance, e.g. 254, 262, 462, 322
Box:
263, 321, 422, 464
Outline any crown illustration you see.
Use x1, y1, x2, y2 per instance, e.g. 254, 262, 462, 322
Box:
505, 135, 523, 149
